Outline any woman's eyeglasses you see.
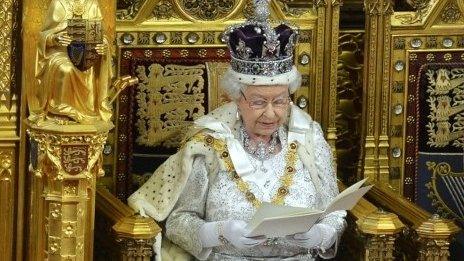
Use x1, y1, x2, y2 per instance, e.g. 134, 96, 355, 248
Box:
240, 90, 290, 110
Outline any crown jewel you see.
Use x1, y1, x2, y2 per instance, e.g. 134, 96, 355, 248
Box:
223, 0, 298, 77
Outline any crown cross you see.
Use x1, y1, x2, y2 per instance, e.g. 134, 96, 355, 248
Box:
254, 0, 271, 22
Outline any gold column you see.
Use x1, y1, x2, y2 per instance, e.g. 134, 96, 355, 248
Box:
0, 145, 15, 260
416, 214, 460, 261
357, 209, 405, 260
28, 122, 113, 260
313, 0, 341, 163
325, 0, 341, 162
313, 0, 326, 122
362, 0, 394, 183
0, 0, 20, 260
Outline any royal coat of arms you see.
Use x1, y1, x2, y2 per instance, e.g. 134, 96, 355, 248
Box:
61, 144, 88, 175
66, 18, 103, 71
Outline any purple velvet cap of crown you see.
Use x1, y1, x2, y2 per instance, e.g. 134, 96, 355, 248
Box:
228, 23, 295, 59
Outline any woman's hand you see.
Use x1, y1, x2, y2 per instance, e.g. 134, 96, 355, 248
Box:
285, 223, 336, 251
53, 32, 72, 47
220, 220, 266, 249
199, 220, 266, 250
130, 199, 149, 218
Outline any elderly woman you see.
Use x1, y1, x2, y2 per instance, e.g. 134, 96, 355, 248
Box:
128, 1, 346, 260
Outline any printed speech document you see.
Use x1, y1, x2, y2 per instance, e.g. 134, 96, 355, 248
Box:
245, 178, 373, 237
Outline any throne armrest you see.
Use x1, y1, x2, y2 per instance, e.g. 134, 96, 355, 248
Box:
337, 180, 405, 259
96, 187, 161, 261
365, 184, 461, 260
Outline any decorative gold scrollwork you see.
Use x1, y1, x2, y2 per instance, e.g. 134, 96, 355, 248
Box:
440, 2, 463, 24
117, 0, 145, 20
426, 161, 464, 221
179, 0, 237, 20
394, 0, 435, 24
152, 0, 176, 19
28, 130, 108, 180
336, 32, 364, 183
61, 145, 89, 175
0, 150, 13, 181
135, 64, 206, 148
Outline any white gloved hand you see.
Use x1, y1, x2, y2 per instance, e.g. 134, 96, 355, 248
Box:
199, 220, 266, 250
286, 223, 337, 251
130, 199, 149, 217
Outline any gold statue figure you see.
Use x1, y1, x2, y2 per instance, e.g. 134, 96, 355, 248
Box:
29, 0, 112, 124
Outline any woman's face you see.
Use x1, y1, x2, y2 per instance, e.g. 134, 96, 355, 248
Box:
237, 85, 290, 138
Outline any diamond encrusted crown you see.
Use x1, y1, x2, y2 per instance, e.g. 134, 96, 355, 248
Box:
223, 0, 298, 77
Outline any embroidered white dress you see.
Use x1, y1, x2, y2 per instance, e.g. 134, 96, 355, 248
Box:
165, 125, 346, 260
128, 103, 346, 261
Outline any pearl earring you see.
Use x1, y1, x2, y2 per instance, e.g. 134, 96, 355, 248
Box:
236, 110, 240, 120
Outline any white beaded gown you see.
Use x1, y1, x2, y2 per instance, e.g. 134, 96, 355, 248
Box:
165, 124, 346, 261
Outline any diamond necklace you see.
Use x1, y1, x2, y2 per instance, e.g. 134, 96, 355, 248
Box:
240, 126, 279, 172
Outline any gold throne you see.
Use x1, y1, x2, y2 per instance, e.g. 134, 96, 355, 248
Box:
2, 0, 464, 260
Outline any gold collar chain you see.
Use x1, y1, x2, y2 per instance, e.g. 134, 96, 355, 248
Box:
193, 133, 299, 208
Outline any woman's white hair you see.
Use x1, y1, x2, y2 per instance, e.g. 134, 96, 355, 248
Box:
221, 66, 302, 100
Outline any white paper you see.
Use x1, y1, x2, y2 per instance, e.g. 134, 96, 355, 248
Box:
245, 178, 372, 237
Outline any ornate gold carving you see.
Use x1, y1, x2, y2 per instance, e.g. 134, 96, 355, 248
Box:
27, 121, 111, 260
393, 38, 406, 49
416, 214, 461, 261
152, 0, 176, 20
365, 0, 393, 16
426, 162, 464, 221
391, 125, 402, 137
171, 31, 183, 44
113, 215, 160, 260
426, 36, 438, 48
328, 3, 341, 158
61, 145, 89, 175
392, 81, 404, 93
276, 0, 312, 17
0, 0, 18, 138
0, 0, 13, 92
117, 0, 145, 20
178, 0, 237, 20
138, 32, 150, 44
314, 0, 327, 8
394, 0, 435, 24
363, 0, 394, 183
440, 2, 463, 24
357, 209, 405, 260
0, 149, 13, 181
365, 26, 377, 136
299, 30, 311, 43
135, 64, 206, 148
117, 238, 155, 259
28, 0, 116, 124
28, 125, 109, 180
203, 32, 216, 44
50, 203, 63, 219
337, 32, 364, 183
0, 146, 16, 260
313, 7, 325, 121
64, 181, 79, 195
425, 68, 464, 148
206, 62, 230, 110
